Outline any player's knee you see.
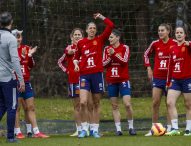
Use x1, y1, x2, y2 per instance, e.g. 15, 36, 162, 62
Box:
153, 100, 160, 108
27, 105, 35, 111
166, 100, 174, 108
111, 103, 119, 110
93, 100, 100, 109
124, 103, 131, 110
185, 102, 191, 110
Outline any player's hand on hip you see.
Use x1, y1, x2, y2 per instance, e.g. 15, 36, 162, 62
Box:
18, 81, 25, 92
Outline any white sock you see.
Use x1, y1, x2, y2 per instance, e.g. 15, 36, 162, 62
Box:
77, 125, 82, 132
186, 120, 191, 131
93, 124, 99, 133
171, 119, 178, 130
81, 122, 88, 131
33, 127, 40, 134
14, 128, 21, 135
26, 124, 32, 133
87, 123, 90, 131
128, 120, 134, 129
90, 124, 94, 131
166, 124, 172, 132
115, 122, 122, 132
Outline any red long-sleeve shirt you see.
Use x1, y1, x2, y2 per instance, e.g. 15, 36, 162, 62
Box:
74, 18, 114, 75
58, 44, 79, 83
169, 42, 191, 79
144, 38, 176, 79
103, 44, 130, 83
18, 45, 35, 82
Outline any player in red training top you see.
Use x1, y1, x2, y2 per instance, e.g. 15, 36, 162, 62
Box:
73, 13, 114, 138
58, 28, 94, 137
165, 26, 191, 136
103, 29, 136, 136
144, 23, 176, 136
12, 29, 49, 138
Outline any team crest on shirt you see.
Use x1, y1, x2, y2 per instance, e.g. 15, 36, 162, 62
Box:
80, 79, 86, 87
93, 40, 97, 45
157, 48, 160, 50
158, 52, 163, 57
84, 50, 89, 55
181, 47, 185, 52
117, 53, 122, 57
173, 55, 176, 59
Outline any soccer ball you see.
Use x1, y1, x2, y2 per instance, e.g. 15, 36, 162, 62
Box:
151, 123, 166, 136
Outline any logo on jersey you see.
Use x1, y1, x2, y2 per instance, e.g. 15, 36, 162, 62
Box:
80, 79, 86, 87
117, 53, 122, 57
84, 50, 89, 55
188, 83, 191, 91
173, 55, 176, 59
93, 40, 97, 45
158, 52, 163, 57
157, 48, 160, 50
181, 47, 185, 52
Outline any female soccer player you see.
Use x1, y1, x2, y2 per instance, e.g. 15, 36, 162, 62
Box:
58, 28, 84, 136
12, 29, 49, 138
103, 29, 136, 136
73, 13, 114, 138
165, 26, 191, 136
144, 23, 176, 136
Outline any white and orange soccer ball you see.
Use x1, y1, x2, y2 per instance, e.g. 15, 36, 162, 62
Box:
151, 123, 166, 136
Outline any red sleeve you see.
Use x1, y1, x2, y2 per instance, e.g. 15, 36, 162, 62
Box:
103, 46, 112, 67
57, 53, 68, 73
99, 18, 115, 42
73, 41, 82, 61
28, 56, 35, 70
144, 41, 155, 67
110, 45, 129, 65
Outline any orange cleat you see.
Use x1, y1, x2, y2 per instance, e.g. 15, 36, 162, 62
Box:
15, 132, 25, 139
33, 132, 49, 138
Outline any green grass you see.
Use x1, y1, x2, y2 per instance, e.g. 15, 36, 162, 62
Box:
30, 97, 185, 120
0, 134, 191, 146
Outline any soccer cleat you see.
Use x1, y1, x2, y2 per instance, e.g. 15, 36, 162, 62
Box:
7, 138, 18, 143
184, 130, 191, 136
129, 128, 137, 135
27, 132, 33, 138
116, 131, 123, 136
165, 129, 180, 136
70, 131, 78, 137
33, 132, 49, 138
78, 130, 87, 138
15, 132, 25, 139
92, 131, 100, 138
145, 130, 152, 136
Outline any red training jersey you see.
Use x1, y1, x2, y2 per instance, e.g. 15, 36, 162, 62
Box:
169, 42, 191, 79
58, 44, 80, 83
18, 45, 35, 82
103, 44, 130, 83
74, 18, 114, 75
144, 38, 176, 79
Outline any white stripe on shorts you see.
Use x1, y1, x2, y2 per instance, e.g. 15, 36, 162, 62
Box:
12, 88, 16, 109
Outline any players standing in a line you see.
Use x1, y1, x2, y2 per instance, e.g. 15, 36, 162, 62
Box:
103, 29, 137, 136
73, 13, 114, 138
0, 12, 25, 143
165, 26, 191, 136
143, 23, 176, 136
12, 29, 49, 138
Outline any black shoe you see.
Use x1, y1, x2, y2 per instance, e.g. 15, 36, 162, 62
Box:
27, 132, 33, 138
129, 128, 137, 135
116, 131, 123, 136
7, 138, 18, 143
